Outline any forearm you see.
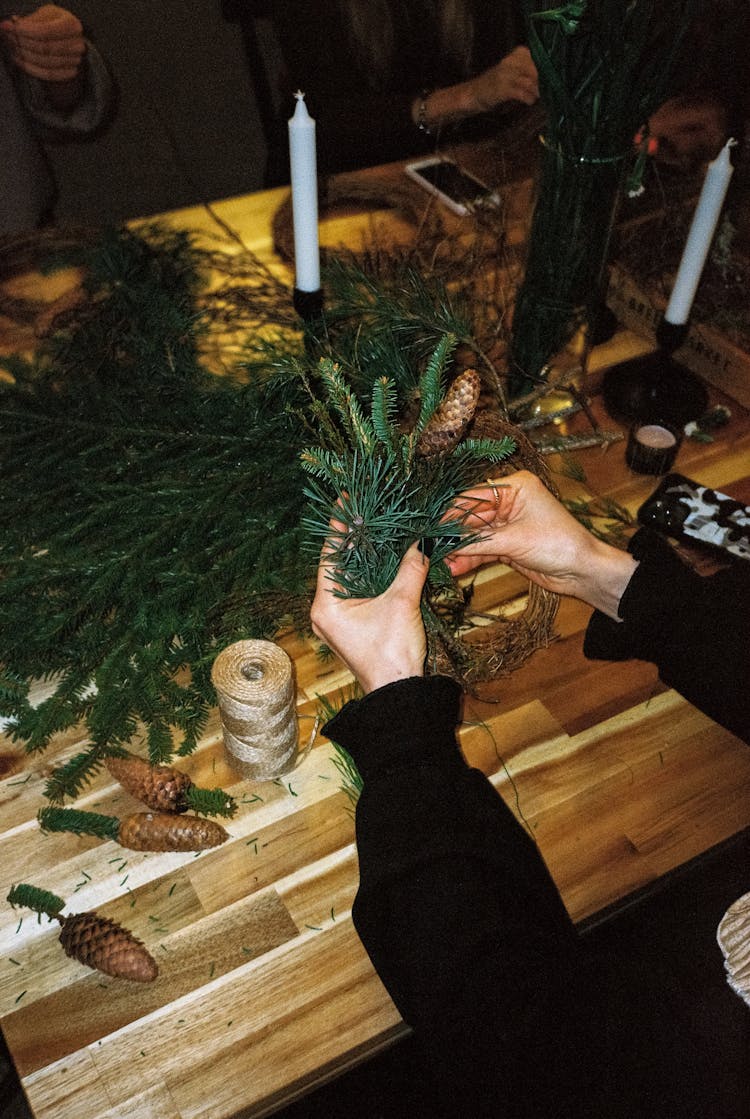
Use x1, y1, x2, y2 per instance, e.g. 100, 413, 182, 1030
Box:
410, 81, 477, 131
571, 536, 639, 620
325, 678, 578, 1033
585, 529, 750, 742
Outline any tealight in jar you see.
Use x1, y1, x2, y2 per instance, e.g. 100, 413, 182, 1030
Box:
625, 420, 683, 475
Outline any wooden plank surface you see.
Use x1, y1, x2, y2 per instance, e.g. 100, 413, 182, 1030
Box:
2, 166, 750, 1119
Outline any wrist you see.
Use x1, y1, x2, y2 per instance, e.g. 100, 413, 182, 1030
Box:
360, 662, 425, 695
413, 89, 433, 134
574, 539, 638, 620
412, 83, 474, 131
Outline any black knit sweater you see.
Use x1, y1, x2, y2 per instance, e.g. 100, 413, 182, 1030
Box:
324, 532, 749, 1116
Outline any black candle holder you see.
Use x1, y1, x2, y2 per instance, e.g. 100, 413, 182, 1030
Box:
293, 287, 325, 355
600, 317, 709, 427
293, 287, 324, 322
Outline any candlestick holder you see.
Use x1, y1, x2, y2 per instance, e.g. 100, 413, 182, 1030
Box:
600, 316, 708, 427
293, 287, 324, 322
293, 287, 325, 352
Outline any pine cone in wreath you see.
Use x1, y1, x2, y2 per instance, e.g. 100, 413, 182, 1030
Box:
416, 367, 481, 459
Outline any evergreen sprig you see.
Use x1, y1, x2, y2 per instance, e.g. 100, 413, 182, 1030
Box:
510, 0, 699, 390
7, 882, 66, 919
316, 687, 364, 810
301, 341, 515, 599
38, 806, 121, 842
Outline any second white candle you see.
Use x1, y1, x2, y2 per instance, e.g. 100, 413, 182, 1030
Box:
664, 137, 735, 326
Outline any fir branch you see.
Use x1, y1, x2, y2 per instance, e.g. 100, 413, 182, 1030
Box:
0, 233, 528, 796
370, 377, 399, 453
0, 227, 314, 786
317, 359, 377, 453
7, 883, 66, 919
44, 749, 108, 804
38, 806, 121, 842
412, 333, 458, 445
185, 787, 236, 819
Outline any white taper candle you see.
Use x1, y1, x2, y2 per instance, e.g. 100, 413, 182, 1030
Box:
288, 91, 320, 293
664, 138, 735, 326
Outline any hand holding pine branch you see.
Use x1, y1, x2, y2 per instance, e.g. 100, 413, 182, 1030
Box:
301, 337, 515, 599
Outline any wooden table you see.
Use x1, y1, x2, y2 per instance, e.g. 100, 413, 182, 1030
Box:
2, 159, 750, 1119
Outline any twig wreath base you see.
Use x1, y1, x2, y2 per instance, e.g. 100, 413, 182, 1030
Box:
429, 410, 560, 690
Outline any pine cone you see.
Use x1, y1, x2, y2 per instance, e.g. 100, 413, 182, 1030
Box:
117, 811, 228, 851
106, 753, 193, 813
58, 911, 158, 982
416, 368, 481, 459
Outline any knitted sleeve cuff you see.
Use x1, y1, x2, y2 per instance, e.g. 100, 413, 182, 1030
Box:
584, 527, 705, 662
323, 675, 464, 783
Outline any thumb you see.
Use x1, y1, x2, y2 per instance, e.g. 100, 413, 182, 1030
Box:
389, 542, 430, 601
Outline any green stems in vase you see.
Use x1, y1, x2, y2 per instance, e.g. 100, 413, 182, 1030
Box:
508, 0, 699, 398
509, 141, 625, 398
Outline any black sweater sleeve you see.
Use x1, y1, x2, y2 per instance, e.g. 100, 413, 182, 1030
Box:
584, 529, 750, 743
324, 677, 604, 1116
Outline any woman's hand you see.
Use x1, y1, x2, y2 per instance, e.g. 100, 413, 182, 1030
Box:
470, 46, 539, 113
311, 539, 430, 694
411, 46, 538, 131
1, 4, 86, 83
446, 471, 638, 620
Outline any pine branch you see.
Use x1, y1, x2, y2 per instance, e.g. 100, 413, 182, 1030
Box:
301, 338, 515, 598
44, 749, 107, 804
7, 883, 66, 919
38, 806, 121, 842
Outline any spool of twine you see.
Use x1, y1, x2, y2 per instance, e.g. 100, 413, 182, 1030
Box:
211, 640, 300, 781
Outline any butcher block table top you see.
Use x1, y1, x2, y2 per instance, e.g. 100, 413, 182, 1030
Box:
1, 153, 750, 1119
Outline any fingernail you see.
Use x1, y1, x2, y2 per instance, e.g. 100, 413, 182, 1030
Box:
417, 538, 434, 557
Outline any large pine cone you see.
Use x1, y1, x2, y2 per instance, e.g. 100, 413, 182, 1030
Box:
117, 812, 228, 851
58, 912, 158, 982
106, 753, 192, 813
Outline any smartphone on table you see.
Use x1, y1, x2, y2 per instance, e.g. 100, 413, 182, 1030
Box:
405, 157, 500, 216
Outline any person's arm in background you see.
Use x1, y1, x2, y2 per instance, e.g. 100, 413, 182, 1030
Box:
0, 4, 111, 132
265, 1, 536, 173
311, 540, 605, 1116
447, 472, 750, 743
410, 45, 538, 133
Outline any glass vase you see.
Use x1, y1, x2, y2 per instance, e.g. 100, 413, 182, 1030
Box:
508, 139, 626, 400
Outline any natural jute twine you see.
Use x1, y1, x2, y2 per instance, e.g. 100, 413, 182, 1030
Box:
717, 890, 750, 1009
211, 639, 309, 781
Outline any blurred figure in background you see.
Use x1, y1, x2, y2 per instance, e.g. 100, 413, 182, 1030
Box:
258, 0, 537, 178
0, 2, 111, 234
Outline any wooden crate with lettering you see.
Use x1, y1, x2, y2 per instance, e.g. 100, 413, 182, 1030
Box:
606, 262, 750, 408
